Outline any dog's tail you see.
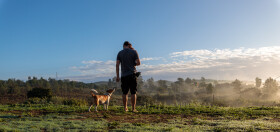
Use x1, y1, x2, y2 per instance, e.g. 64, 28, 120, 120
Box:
90, 89, 98, 97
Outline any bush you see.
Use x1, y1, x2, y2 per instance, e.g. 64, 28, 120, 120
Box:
137, 95, 155, 105
24, 97, 49, 104
27, 87, 52, 99
62, 98, 88, 106
24, 96, 88, 106
50, 96, 88, 106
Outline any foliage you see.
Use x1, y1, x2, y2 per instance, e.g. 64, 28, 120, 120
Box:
232, 79, 242, 93
62, 98, 88, 106
255, 77, 262, 88
263, 77, 278, 95
24, 96, 88, 106
206, 83, 214, 94
27, 87, 52, 99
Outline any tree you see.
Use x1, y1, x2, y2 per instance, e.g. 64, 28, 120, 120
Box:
137, 76, 144, 92
255, 77, 262, 88
185, 77, 192, 84
175, 78, 185, 92
27, 87, 52, 99
199, 77, 207, 87
206, 83, 214, 94
0, 81, 7, 95
263, 77, 278, 95
157, 80, 167, 89
157, 80, 168, 93
108, 79, 113, 88
147, 77, 155, 89
201, 77, 206, 82
7, 79, 19, 94
232, 79, 242, 93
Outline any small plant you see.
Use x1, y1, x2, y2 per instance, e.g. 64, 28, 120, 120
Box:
103, 113, 112, 118
132, 122, 146, 126
108, 122, 119, 129
62, 98, 88, 106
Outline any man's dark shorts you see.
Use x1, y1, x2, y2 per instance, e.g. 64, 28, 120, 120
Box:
121, 74, 137, 95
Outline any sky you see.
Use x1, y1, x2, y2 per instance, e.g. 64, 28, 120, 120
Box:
0, 0, 280, 82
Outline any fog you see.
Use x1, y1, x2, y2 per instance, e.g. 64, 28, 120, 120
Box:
135, 76, 280, 107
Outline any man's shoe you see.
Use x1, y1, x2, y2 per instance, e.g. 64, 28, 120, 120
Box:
132, 109, 138, 113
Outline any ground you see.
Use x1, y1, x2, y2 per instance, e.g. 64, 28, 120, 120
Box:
1, 104, 280, 131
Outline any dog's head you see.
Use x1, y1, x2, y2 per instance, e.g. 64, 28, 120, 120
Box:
106, 87, 116, 94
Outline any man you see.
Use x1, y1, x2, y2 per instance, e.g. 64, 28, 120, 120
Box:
116, 41, 140, 112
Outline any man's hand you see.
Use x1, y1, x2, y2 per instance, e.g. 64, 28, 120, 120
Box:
116, 77, 120, 82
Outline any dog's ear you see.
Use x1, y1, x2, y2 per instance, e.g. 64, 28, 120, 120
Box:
106, 88, 115, 93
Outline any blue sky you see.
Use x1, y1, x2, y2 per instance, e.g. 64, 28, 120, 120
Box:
1, 0, 280, 82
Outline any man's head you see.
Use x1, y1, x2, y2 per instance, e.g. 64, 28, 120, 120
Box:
123, 41, 134, 49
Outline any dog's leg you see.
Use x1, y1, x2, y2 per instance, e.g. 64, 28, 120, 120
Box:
88, 104, 93, 112
94, 99, 99, 112
103, 104, 107, 110
95, 105, 98, 112
106, 101, 110, 111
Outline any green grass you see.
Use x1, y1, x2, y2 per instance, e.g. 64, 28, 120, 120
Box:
1, 103, 280, 131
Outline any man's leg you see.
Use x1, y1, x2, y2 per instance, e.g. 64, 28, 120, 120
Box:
122, 94, 128, 111
131, 94, 137, 111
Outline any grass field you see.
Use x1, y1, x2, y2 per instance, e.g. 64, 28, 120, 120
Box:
1, 102, 280, 131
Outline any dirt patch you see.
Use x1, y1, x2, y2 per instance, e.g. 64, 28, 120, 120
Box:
80, 111, 180, 123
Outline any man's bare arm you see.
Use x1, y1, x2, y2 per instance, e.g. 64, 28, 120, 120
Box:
116, 60, 120, 82
135, 51, 141, 66
135, 59, 141, 66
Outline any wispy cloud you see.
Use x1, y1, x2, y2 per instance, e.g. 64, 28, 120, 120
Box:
141, 57, 162, 61
68, 46, 280, 82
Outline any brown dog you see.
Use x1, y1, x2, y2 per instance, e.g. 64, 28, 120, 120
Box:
88, 88, 116, 112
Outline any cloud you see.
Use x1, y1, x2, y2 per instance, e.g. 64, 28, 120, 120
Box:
141, 57, 162, 61
68, 46, 280, 82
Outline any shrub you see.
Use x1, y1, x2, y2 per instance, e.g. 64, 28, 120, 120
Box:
24, 97, 49, 104
27, 87, 52, 99
62, 98, 88, 106
137, 95, 155, 105
24, 96, 88, 106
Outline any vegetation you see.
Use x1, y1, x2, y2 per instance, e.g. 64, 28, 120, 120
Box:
1, 76, 280, 131
1, 102, 280, 131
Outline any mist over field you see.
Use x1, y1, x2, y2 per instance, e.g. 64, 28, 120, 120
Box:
1, 75, 280, 107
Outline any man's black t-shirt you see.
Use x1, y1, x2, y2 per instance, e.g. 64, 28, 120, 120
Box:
117, 48, 139, 77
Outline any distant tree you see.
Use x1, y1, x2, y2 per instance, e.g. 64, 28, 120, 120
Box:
7, 79, 18, 94
177, 78, 184, 85
206, 83, 214, 94
263, 77, 278, 95
232, 79, 242, 93
213, 80, 218, 86
199, 77, 207, 87
27, 87, 52, 99
137, 76, 144, 92
185, 77, 192, 84
0, 81, 7, 95
48, 78, 59, 94
147, 77, 156, 89
255, 77, 262, 88
108, 79, 113, 88
201, 77, 206, 82
157, 80, 168, 89
157, 80, 168, 93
